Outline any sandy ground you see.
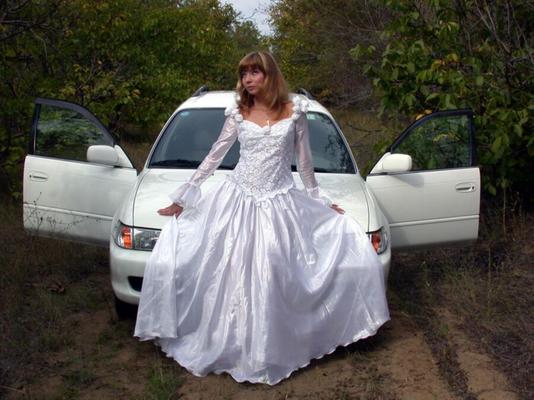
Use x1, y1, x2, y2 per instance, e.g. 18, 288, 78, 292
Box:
8, 269, 519, 400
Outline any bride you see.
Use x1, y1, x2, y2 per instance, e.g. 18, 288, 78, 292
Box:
134, 51, 390, 385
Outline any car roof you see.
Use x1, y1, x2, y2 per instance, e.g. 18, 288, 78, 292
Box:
175, 90, 333, 117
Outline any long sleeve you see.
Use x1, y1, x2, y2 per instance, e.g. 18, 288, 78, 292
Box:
294, 112, 333, 207
169, 114, 239, 208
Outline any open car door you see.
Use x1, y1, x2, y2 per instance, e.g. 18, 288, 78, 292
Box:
366, 109, 480, 250
23, 98, 138, 246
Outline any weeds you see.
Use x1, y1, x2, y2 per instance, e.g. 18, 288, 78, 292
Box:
390, 204, 533, 399
120, 140, 152, 171
346, 336, 397, 400
142, 358, 182, 400
360, 366, 389, 400
63, 368, 97, 390
0, 200, 108, 397
390, 256, 478, 399
0, 194, 185, 399
1, 123, 532, 399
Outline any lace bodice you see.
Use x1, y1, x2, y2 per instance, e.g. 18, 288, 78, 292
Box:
169, 96, 332, 207
230, 116, 297, 199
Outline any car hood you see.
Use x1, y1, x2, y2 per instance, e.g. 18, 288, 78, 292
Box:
133, 169, 370, 231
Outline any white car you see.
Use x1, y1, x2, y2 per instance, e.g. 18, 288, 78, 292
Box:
23, 89, 480, 315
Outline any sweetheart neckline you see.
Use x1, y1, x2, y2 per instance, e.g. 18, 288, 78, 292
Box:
241, 117, 293, 130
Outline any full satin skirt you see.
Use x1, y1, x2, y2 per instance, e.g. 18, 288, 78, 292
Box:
134, 178, 389, 385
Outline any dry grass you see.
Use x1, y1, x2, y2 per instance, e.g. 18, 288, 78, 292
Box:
390, 202, 533, 400
1, 110, 531, 398
335, 108, 533, 398
0, 200, 184, 399
120, 140, 152, 171
442, 206, 533, 399
2, 203, 530, 398
0, 201, 107, 390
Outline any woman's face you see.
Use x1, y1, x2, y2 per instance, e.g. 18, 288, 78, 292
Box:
241, 67, 266, 96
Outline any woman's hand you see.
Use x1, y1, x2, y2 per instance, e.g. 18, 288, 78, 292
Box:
331, 203, 345, 214
157, 203, 183, 217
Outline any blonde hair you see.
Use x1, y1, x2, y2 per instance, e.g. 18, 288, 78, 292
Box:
236, 51, 289, 118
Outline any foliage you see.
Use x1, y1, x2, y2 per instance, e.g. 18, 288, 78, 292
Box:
394, 114, 471, 171
353, 0, 534, 197
0, 0, 261, 196
144, 360, 183, 400
269, 0, 391, 106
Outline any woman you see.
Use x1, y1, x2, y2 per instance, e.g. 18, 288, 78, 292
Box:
134, 51, 389, 385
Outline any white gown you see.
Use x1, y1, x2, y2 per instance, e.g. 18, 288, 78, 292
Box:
134, 96, 390, 385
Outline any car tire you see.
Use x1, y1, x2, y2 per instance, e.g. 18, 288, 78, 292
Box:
114, 295, 138, 320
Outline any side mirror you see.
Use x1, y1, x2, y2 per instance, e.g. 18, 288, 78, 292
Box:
87, 145, 119, 166
370, 152, 412, 174
382, 153, 412, 173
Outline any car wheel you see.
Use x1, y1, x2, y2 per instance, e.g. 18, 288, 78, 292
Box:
114, 295, 138, 320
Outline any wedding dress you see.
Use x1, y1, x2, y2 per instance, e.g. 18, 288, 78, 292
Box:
134, 96, 390, 385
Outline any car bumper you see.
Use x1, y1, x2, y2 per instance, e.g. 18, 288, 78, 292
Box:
110, 239, 150, 304
110, 237, 392, 305
377, 243, 391, 284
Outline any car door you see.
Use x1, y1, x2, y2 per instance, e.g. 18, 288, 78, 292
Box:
23, 98, 138, 246
366, 109, 480, 250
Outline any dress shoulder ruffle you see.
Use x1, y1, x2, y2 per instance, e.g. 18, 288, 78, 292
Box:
224, 94, 310, 123
224, 98, 243, 123
290, 95, 310, 121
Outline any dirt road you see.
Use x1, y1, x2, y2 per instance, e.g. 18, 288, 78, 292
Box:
7, 267, 518, 400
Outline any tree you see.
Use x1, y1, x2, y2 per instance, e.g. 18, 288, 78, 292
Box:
269, 0, 390, 107
0, 0, 260, 197
354, 0, 533, 198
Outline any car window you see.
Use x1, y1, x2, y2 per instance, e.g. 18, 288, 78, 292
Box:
149, 109, 355, 174
35, 103, 113, 161
150, 109, 239, 169
391, 114, 471, 170
305, 112, 355, 173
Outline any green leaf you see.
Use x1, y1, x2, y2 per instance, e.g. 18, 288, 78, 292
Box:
426, 92, 440, 101
444, 94, 456, 109
350, 44, 363, 60
491, 136, 502, 154
420, 85, 430, 96
405, 94, 415, 107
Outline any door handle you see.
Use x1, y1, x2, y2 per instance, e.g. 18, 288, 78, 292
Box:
455, 182, 475, 193
29, 172, 48, 182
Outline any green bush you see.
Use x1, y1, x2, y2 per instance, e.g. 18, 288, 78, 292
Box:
353, 0, 533, 198
0, 0, 262, 197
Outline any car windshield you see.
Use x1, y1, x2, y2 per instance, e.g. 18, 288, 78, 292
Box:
149, 108, 356, 174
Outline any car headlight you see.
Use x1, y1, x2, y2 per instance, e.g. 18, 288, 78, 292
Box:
113, 221, 160, 251
367, 227, 388, 254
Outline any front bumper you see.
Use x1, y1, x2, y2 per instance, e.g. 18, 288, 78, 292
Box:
110, 235, 392, 306
110, 239, 150, 304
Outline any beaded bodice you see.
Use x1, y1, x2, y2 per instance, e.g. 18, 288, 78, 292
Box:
230, 117, 297, 199
168, 95, 333, 209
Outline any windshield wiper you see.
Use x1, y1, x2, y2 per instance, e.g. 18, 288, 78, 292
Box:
150, 159, 200, 168
290, 165, 332, 173
312, 167, 331, 173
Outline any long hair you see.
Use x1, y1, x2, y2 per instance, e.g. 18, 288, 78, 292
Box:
236, 51, 289, 118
